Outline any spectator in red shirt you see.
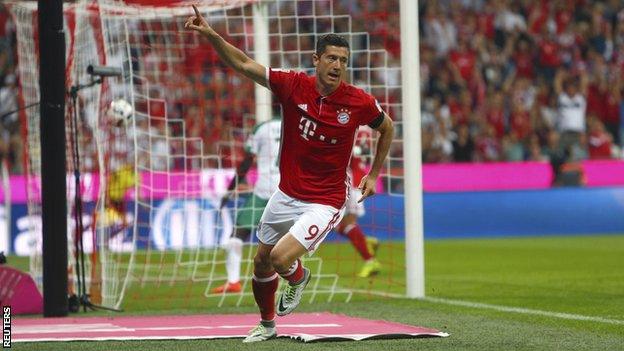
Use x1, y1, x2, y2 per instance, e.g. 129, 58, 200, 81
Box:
449, 37, 477, 82
448, 88, 473, 126
475, 124, 501, 162
538, 28, 561, 82
603, 74, 621, 145
485, 91, 506, 138
510, 102, 533, 141
554, 2, 573, 35
587, 117, 613, 159
586, 75, 607, 121
476, 1, 496, 39
512, 36, 536, 79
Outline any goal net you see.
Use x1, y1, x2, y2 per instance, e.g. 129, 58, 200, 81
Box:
8, 0, 406, 310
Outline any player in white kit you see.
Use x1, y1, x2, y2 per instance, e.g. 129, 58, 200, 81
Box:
212, 119, 282, 294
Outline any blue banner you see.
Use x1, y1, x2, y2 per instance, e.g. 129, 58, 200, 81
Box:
356, 187, 624, 239
3, 187, 624, 255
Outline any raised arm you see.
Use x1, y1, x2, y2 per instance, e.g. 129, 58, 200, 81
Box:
357, 113, 394, 203
578, 68, 589, 96
553, 68, 565, 96
185, 5, 267, 87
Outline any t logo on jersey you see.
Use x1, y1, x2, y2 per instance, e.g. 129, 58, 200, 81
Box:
299, 116, 338, 144
299, 116, 317, 140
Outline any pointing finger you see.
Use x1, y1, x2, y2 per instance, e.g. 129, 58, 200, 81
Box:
192, 4, 201, 18
358, 188, 371, 203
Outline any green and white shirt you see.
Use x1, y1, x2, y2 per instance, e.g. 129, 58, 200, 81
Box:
246, 119, 282, 199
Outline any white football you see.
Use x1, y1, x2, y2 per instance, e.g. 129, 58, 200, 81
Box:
110, 98, 133, 126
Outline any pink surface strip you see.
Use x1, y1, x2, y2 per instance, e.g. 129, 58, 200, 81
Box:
12, 312, 449, 343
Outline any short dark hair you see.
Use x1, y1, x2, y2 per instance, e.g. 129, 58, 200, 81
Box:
316, 34, 350, 55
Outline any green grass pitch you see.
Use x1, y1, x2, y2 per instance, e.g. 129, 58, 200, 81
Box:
7, 234, 624, 350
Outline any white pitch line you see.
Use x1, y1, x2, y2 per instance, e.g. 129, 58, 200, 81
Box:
346, 288, 405, 299
424, 297, 624, 326
347, 288, 624, 325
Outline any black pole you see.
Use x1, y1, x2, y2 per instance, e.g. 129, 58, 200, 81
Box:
39, 0, 68, 317
69, 88, 86, 312
68, 91, 83, 310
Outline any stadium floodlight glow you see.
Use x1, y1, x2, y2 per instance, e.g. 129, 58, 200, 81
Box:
87, 64, 122, 77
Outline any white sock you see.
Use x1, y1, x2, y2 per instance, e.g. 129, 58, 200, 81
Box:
226, 237, 243, 283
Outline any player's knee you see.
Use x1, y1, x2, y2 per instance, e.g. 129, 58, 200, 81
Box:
269, 250, 291, 272
253, 251, 272, 271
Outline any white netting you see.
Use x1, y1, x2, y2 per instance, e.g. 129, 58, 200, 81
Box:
9, 0, 405, 310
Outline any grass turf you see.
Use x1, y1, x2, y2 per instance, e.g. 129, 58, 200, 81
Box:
7, 234, 624, 350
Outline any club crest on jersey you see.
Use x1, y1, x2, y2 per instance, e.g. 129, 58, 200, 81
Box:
336, 108, 351, 124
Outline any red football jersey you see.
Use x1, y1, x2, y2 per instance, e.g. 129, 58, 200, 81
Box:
268, 68, 384, 209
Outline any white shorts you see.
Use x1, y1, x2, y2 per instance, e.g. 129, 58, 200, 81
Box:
257, 189, 345, 254
345, 187, 365, 217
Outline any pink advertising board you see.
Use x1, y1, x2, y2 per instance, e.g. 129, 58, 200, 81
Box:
1, 160, 623, 203
422, 162, 554, 192
580, 160, 624, 187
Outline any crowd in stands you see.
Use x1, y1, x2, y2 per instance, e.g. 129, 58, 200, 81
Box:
419, 0, 624, 165
0, 6, 20, 174
0, 1, 622, 177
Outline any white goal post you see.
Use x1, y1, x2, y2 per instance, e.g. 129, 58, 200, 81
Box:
400, 0, 425, 298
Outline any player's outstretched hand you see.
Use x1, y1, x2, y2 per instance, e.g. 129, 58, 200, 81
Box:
185, 5, 212, 35
357, 174, 376, 203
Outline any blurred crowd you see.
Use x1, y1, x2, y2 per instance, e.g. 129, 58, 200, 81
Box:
0, 1, 623, 177
419, 0, 624, 165
0, 6, 20, 173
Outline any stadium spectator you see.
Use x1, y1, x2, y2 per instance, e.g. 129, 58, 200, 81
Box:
587, 117, 614, 159
474, 123, 501, 162
424, 4, 457, 58
602, 71, 621, 145
452, 123, 475, 162
526, 133, 548, 162
502, 131, 524, 161
554, 68, 589, 152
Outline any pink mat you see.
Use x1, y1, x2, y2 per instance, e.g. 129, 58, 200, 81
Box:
12, 312, 449, 343
0, 266, 43, 315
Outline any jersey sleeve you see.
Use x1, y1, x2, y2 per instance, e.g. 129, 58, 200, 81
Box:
359, 93, 385, 127
267, 67, 300, 103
